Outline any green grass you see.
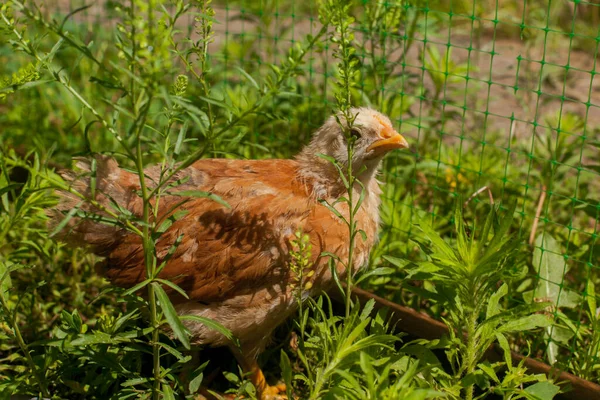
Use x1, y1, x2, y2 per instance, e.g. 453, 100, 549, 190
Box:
1, 0, 599, 398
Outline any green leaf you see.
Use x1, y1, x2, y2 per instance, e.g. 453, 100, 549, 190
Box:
70, 331, 123, 346
170, 97, 209, 124
198, 95, 234, 112
461, 370, 489, 391
155, 211, 189, 235
89, 76, 123, 90
414, 217, 458, 263
122, 278, 152, 296
320, 251, 342, 261
112, 309, 139, 332
546, 324, 573, 345
484, 201, 517, 258
353, 180, 367, 214
45, 38, 65, 65
155, 234, 185, 276
319, 199, 348, 224
479, 301, 552, 332
72, 309, 83, 332
524, 381, 560, 400
235, 66, 260, 89
179, 315, 237, 346
360, 299, 375, 321
316, 153, 349, 188
357, 229, 367, 242
587, 281, 597, 319
121, 377, 148, 387
159, 342, 186, 361
154, 278, 189, 300
382, 255, 409, 269
404, 262, 443, 280
280, 351, 293, 399
584, 164, 600, 175
454, 199, 471, 264
498, 314, 552, 333
522, 289, 580, 310
0, 261, 12, 298
338, 317, 371, 357
49, 202, 84, 237
1, 79, 53, 94
495, 332, 512, 367
354, 267, 394, 285
526, 234, 580, 309
162, 383, 176, 400
477, 205, 495, 257
174, 121, 189, 155
188, 361, 209, 393
168, 190, 230, 209
478, 363, 499, 383
401, 282, 447, 303
0, 183, 21, 197
223, 371, 240, 384
152, 282, 190, 350
486, 283, 508, 319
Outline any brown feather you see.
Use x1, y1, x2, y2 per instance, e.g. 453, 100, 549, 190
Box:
95, 158, 376, 304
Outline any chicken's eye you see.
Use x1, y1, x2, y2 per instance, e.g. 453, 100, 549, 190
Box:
349, 128, 361, 140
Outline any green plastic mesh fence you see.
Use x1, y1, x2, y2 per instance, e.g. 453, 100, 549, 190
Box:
219, 0, 600, 377
9, 0, 600, 383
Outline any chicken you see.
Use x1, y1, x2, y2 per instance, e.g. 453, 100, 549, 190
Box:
50, 107, 408, 399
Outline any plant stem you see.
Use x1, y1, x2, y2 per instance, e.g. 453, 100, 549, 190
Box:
463, 304, 479, 400
345, 119, 356, 319
198, 0, 215, 155
135, 115, 162, 398
130, 0, 136, 110
330, 0, 358, 319
310, 356, 340, 400
131, 91, 161, 398
148, 284, 161, 398
126, 0, 162, 392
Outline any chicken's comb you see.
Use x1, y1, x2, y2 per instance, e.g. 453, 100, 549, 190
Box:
373, 114, 395, 138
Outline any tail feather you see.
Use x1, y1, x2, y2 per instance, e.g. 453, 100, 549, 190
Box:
49, 155, 139, 255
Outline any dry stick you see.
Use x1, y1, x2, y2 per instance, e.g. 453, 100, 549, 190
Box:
462, 187, 494, 237
463, 185, 494, 208
529, 185, 547, 245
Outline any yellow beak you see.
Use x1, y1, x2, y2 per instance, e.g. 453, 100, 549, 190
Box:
367, 131, 409, 154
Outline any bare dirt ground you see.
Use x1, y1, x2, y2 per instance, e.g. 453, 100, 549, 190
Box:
211, 9, 599, 144
38, 1, 600, 142
217, 12, 600, 144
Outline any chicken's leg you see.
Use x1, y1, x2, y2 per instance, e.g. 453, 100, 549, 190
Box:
232, 349, 287, 400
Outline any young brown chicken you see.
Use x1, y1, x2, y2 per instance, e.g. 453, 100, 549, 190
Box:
51, 107, 408, 399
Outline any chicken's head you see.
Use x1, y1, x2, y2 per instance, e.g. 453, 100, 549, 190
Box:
298, 107, 408, 183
